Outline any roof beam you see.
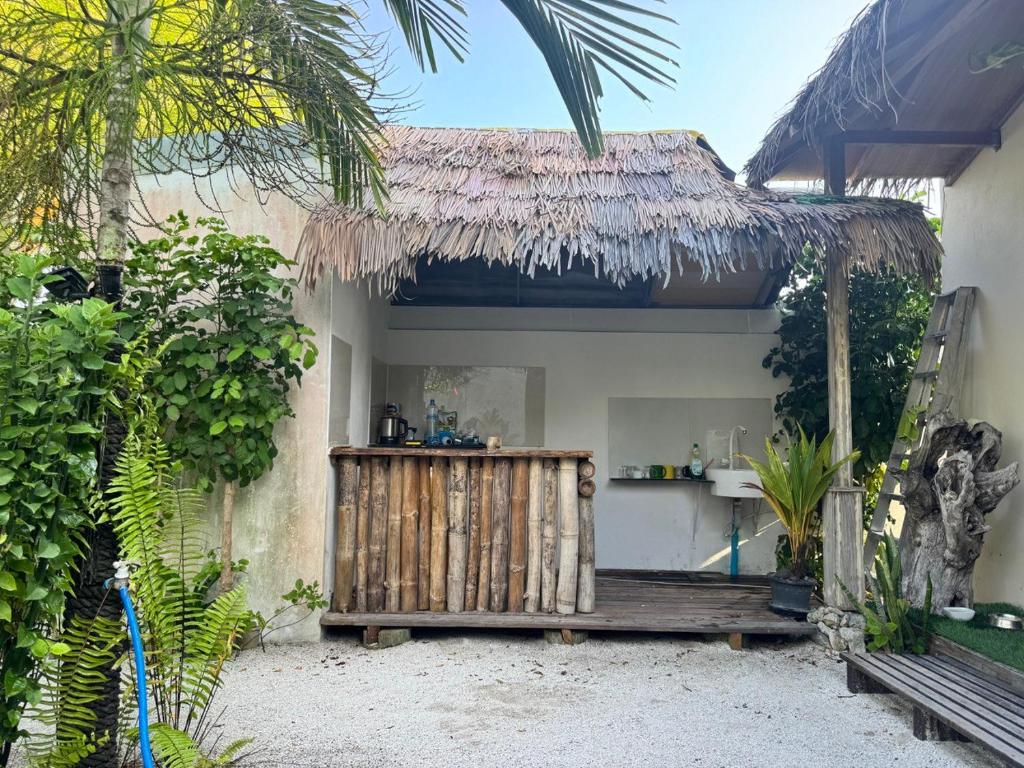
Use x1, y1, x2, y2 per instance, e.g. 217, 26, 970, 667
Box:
831, 130, 1002, 149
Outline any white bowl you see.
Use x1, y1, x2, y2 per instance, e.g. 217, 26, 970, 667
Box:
942, 606, 976, 621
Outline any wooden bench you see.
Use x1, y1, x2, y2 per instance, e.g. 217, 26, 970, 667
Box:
842, 652, 1024, 767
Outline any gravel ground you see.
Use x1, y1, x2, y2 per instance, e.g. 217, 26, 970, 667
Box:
201, 632, 995, 768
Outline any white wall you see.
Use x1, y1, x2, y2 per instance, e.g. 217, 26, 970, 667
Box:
385, 306, 787, 574
941, 102, 1024, 607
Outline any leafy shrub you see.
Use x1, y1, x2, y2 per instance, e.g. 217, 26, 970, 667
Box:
843, 532, 932, 653
123, 214, 317, 491
0, 254, 122, 761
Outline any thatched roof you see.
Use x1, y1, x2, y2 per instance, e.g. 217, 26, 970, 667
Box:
298, 126, 941, 293
744, 0, 1024, 188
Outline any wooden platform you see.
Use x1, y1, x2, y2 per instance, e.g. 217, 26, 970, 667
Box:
321, 572, 815, 637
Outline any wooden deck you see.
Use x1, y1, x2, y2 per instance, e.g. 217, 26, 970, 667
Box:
321, 571, 815, 637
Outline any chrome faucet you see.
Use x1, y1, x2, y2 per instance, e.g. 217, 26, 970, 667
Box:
728, 425, 749, 469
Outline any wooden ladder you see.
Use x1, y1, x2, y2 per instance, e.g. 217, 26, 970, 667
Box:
863, 286, 977, 567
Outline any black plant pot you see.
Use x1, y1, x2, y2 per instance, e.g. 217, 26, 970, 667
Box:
769, 573, 816, 616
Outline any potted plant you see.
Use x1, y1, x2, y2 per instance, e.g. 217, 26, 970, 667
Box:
741, 427, 859, 616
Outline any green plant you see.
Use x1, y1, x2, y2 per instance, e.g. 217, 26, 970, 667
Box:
27, 432, 255, 767
0, 254, 122, 765
763, 248, 932, 479
843, 532, 932, 654
740, 427, 859, 581
250, 578, 327, 650
124, 214, 318, 591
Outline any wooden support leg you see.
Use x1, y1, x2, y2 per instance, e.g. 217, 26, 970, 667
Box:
846, 664, 890, 694
913, 707, 968, 742
544, 628, 587, 645
362, 625, 380, 646
728, 632, 747, 651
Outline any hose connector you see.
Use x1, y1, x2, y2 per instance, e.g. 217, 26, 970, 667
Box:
109, 560, 138, 590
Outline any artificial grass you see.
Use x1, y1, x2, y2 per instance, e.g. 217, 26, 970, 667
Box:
926, 602, 1024, 674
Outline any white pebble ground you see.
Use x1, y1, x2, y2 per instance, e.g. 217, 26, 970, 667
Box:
208, 632, 996, 768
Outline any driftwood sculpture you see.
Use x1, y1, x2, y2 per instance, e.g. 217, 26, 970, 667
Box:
900, 420, 1019, 611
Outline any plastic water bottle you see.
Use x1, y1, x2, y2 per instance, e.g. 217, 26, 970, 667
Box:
690, 443, 704, 479
425, 399, 439, 443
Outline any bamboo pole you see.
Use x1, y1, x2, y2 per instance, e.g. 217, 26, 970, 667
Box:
464, 460, 482, 610
385, 458, 403, 612
507, 458, 529, 612
540, 458, 558, 613
428, 457, 448, 611
367, 458, 388, 612
556, 457, 579, 615
577, 494, 596, 614
524, 458, 543, 613
476, 457, 494, 611
489, 458, 512, 612
332, 457, 358, 611
400, 457, 419, 611
354, 460, 371, 611
417, 458, 431, 611
446, 457, 469, 613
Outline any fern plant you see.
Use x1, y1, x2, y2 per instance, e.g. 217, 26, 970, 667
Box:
27, 433, 253, 767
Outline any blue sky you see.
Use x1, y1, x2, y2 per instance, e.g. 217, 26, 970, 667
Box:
363, 1, 869, 177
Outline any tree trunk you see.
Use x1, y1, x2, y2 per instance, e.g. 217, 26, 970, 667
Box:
464, 460, 482, 610
900, 420, 1019, 611
507, 458, 529, 612
65, 4, 148, 760
556, 458, 579, 615
476, 457, 494, 611
367, 458, 388, 612
540, 458, 558, 613
524, 458, 543, 612
385, 459, 403, 612
417, 458, 431, 610
218, 481, 237, 593
429, 457, 448, 611
489, 458, 512, 612
332, 458, 357, 611
354, 461, 370, 611
446, 458, 469, 612
399, 457, 419, 611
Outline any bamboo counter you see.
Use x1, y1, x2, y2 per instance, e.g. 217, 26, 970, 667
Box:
328, 446, 597, 618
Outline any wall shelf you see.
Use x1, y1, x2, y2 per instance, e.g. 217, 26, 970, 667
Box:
609, 476, 712, 485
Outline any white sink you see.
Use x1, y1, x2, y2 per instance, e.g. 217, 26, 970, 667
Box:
706, 467, 762, 499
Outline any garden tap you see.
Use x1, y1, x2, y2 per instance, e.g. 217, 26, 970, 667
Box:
728, 425, 749, 469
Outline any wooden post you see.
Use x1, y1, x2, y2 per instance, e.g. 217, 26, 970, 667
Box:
399, 457, 419, 611
507, 458, 529, 612
385, 458, 403, 612
540, 458, 558, 613
489, 458, 512, 612
556, 457, 579, 614
524, 458, 543, 613
428, 457, 448, 611
416, 458, 431, 611
446, 458, 469, 612
367, 458, 388, 612
464, 460, 482, 610
822, 139, 864, 608
577, 493, 596, 614
354, 461, 371, 612
333, 457, 358, 612
476, 457, 494, 611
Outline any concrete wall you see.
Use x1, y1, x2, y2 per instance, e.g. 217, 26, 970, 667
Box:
941, 102, 1024, 607
136, 173, 390, 641
385, 306, 787, 574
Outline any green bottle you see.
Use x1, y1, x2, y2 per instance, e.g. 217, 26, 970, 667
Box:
689, 443, 704, 479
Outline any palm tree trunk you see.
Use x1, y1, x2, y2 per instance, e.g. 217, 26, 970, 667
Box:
64, 3, 147, 765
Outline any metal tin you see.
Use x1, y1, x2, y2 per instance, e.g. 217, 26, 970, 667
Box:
987, 613, 1023, 630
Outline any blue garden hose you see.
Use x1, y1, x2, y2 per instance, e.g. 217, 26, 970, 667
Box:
111, 562, 156, 768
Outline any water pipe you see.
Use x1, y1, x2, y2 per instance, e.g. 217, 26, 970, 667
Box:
729, 500, 741, 579
110, 561, 156, 768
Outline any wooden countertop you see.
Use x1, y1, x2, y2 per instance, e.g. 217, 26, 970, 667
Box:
330, 446, 593, 459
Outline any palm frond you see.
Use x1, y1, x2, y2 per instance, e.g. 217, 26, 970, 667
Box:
498, 0, 677, 157
382, 0, 468, 71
